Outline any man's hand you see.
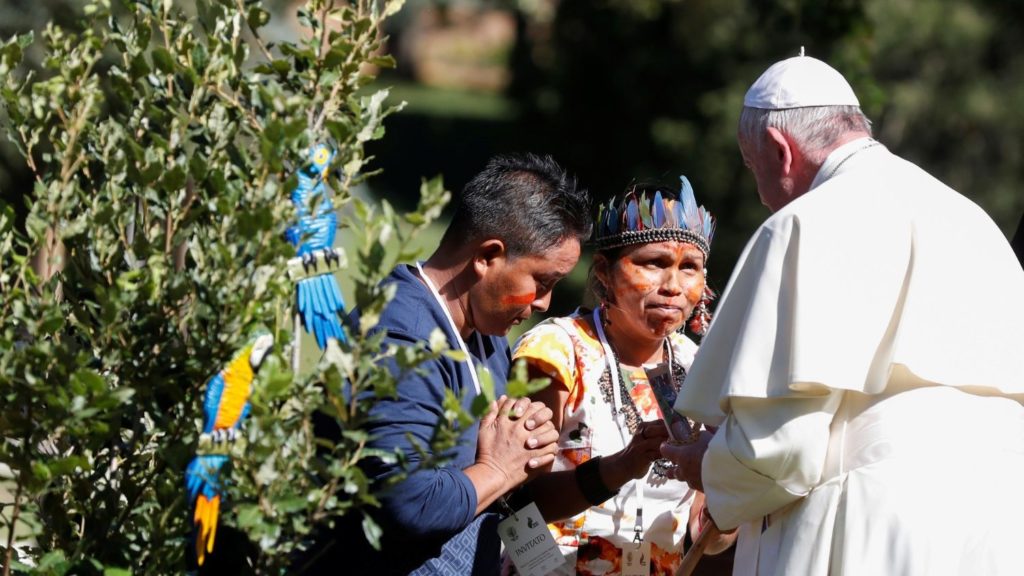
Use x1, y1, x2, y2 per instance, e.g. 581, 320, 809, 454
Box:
659, 430, 712, 491
476, 395, 559, 489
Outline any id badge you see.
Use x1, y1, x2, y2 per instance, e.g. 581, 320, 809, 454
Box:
498, 502, 566, 576
621, 539, 652, 576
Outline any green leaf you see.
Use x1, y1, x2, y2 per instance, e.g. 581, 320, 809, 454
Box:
236, 504, 262, 529
369, 55, 396, 69
324, 44, 353, 69
275, 496, 307, 513
383, 0, 406, 18
271, 59, 291, 75
37, 550, 68, 571
362, 514, 383, 550
470, 393, 490, 417
160, 165, 187, 192
17, 30, 34, 49
477, 367, 495, 404
247, 7, 271, 29
152, 47, 175, 74
505, 380, 529, 399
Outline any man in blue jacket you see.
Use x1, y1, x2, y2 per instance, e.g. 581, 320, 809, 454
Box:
310, 153, 592, 575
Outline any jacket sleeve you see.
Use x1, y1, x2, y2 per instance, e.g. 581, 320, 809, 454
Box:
359, 330, 479, 540
701, 391, 842, 530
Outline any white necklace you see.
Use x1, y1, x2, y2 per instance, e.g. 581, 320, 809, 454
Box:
414, 262, 486, 395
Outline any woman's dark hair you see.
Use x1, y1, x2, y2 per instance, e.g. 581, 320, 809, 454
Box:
440, 153, 592, 257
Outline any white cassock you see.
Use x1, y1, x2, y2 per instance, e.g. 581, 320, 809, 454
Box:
676, 137, 1024, 575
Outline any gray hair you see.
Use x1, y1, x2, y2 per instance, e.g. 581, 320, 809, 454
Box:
738, 106, 872, 164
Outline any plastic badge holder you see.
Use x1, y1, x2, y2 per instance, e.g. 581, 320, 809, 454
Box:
644, 362, 700, 445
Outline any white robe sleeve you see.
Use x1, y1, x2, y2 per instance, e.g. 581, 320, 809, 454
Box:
702, 391, 843, 530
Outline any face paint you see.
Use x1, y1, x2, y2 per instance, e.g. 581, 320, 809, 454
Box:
502, 292, 536, 307
685, 282, 704, 307
471, 237, 581, 336
603, 241, 706, 346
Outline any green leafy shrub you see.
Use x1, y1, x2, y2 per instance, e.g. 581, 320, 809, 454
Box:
0, 0, 496, 573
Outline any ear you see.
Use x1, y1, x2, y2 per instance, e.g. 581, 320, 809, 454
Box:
472, 239, 507, 278
766, 126, 795, 177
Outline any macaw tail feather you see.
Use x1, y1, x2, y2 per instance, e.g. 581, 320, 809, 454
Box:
297, 273, 347, 349
194, 494, 221, 566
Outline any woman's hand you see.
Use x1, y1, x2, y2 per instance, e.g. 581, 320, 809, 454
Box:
600, 419, 670, 488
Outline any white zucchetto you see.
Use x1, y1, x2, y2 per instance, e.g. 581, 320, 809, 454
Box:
743, 55, 860, 110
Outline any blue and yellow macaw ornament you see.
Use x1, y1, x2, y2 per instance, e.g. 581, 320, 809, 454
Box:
285, 144, 347, 349
185, 334, 274, 566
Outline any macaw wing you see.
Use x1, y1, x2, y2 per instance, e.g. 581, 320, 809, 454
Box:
202, 372, 226, 434
293, 211, 337, 255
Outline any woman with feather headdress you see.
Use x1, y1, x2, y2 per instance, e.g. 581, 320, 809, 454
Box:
506, 178, 735, 575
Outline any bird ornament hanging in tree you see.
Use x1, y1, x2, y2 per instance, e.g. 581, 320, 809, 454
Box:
185, 334, 274, 566
284, 144, 348, 350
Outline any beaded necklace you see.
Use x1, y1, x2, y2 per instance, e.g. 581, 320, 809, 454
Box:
593, 308, 686, 478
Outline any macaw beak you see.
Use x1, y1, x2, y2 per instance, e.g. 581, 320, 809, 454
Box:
249, 334, 274, 370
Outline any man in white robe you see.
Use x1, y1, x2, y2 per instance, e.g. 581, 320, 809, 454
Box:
662, 54, 1024, 575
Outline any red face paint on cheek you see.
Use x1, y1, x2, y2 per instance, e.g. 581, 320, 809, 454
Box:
502, 293, 536, 307
685, 283, 704, 306
617, 264, 655, 295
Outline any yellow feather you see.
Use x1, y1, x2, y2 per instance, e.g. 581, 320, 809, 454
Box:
194, 498, 208, 565
194, 494, 221, 566
208, 501, 219, 553
214, 345, 254, 429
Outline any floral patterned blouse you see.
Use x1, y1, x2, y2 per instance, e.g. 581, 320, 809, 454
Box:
508, 308, 699, 576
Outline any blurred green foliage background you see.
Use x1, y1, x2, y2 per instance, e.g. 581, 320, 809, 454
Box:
4, 0, 1023, 341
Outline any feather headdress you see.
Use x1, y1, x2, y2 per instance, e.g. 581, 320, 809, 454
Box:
593, 176, 716, 258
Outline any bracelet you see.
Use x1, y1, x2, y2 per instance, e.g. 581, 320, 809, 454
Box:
575, 456, 619, 506
502, 483, 534, 514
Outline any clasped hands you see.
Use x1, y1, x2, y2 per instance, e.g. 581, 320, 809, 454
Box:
475, 395, 559, 487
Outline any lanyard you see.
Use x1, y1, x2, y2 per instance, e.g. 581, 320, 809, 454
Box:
414, 262, 486, 396
591, 307, 674, 542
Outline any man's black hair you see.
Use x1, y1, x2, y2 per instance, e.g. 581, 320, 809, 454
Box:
440, 153, 592, 256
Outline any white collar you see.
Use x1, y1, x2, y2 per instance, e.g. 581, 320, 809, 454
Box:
809, 136, 882, 191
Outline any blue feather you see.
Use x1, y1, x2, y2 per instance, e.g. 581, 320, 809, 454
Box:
296, 275, 347, 347
202, 373, 225, 434
327, 275, 343, 310
186, 454, 230, 502
679, 175, 700, 230
626, 199, 639, 231
653, 191, 665, 227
